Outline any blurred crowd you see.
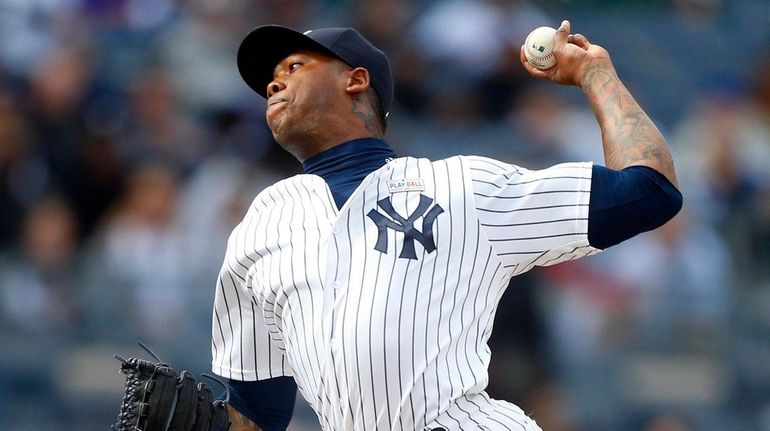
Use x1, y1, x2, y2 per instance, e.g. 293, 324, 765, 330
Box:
0, 0, 769, 430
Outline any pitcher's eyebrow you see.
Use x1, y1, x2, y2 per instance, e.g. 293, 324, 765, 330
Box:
273, 52, 308, 77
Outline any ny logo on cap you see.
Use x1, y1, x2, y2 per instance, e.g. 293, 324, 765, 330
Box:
367, 194, 444, 260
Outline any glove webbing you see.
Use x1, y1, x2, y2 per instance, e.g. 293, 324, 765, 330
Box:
114, 357, 147, 428
112, 343, 230, 431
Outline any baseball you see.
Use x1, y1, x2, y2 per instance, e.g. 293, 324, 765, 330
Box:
524, 26, 557, 70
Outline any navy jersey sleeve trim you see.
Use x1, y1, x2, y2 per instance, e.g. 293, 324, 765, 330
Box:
588, 165, 683, 249
225, 377, 297, 431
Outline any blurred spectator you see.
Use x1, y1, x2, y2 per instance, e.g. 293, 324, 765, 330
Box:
157, 0, 257, 113
84, 0, 177, 88
495, 83, 604, 167
0, 0, 85, 77
353, 0, 413, 52
0, 91, 48, 246
117, 68, 208, 176
672, 68, 770, 282
26, 45, 93, 173
23, 44, 116, 238
603, 213, 731, 347
0, 196, 77, 430
410, 0, 550, 120
741, 53, 770, 281
0, 194, 81, 335
67, 129, 127, 238
389, 78, 503, 159
539, 211, 732, 429
673, 87, 766, 219
412, 0, 549, 80
83, 163, 192, 344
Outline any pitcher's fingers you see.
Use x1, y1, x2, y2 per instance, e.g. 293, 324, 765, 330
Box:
553, 20, 570, 50
571, 33, 591, 49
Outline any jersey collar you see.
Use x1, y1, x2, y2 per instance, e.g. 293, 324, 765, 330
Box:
302, 138, 397, 208
302, 138, 396, 176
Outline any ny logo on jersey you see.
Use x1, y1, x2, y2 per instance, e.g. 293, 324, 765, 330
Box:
367, 194, 444, 259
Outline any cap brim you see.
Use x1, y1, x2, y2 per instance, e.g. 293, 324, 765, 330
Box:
237, 25, 339, 99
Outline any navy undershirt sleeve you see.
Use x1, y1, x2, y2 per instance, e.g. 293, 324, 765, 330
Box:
588, 165, 683, 249
225, 377, 297, 431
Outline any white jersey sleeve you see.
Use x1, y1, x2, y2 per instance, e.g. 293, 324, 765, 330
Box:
211, 202, 293, 381
467, 155, 600, 277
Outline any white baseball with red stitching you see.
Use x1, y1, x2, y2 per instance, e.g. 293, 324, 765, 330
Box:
524, 26, 557, 70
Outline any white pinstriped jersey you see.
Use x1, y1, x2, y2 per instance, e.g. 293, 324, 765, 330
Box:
212, 155, 599, 430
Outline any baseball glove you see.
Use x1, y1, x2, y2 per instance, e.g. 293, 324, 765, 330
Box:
112, 342, 231, 431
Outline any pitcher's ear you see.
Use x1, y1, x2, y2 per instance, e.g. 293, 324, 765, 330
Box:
346, 67, 371, 96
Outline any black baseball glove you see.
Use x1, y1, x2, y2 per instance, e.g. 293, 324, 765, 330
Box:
112, 342, 231, 431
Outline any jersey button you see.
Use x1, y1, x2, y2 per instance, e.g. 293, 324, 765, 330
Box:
337, 397, 345, 408
331, 226, 340, 234
332, 281, 341, 289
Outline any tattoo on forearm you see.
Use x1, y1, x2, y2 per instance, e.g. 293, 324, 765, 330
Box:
582, 61, 678, 186
228, 405, 263, 431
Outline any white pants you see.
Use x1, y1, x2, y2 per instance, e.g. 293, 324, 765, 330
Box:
425, 393, 542, 431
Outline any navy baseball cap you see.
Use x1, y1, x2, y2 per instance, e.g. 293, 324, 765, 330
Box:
237, 25, 394, 114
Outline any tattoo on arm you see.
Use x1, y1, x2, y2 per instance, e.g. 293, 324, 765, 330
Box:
581, 60, 678, 187
228, 405, 263, 431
